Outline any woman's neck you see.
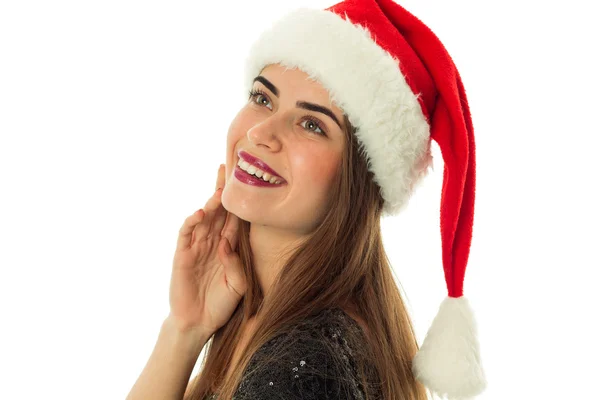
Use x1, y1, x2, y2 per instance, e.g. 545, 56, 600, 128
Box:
248, 222, 308, 295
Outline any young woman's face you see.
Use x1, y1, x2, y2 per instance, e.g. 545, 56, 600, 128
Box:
222, 63, 346, 234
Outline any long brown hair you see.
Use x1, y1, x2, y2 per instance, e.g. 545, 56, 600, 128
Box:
184, 114, 432, 400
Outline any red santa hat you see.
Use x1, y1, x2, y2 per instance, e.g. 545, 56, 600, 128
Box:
242, 0, 486, 398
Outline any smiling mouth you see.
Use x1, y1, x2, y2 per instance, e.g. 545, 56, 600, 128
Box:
237, 150, 287, 182
236, 158, 285, 184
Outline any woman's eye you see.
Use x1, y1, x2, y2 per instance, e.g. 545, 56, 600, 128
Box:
300, 118, 326, 136
249, 90, 272, 110
256, 94, 271, 108
249, 89, 326, 136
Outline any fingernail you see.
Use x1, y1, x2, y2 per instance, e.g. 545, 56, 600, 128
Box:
224, 238, 231, 254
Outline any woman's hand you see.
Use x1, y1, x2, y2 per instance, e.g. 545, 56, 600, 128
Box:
168, 164, 245, 337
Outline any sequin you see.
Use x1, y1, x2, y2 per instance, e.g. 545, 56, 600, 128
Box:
203, 308, 379, 400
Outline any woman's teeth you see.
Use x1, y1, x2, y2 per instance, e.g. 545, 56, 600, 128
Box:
237, 159, 283, 184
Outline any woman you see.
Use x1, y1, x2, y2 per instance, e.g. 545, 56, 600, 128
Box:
127, 1, 486, 399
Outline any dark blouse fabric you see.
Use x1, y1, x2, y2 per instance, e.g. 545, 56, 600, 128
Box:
206, 307, 380, 400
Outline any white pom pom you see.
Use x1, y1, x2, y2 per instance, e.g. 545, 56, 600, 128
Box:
412, 296, 486, 400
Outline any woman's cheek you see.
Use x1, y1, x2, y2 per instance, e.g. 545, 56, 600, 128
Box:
226, 115, 241, 144
314, 155, 340, 189
227, 112, 250, 144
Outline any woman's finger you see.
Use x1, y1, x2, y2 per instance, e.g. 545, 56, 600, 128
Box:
215, 164, 225, 191
221, 211, 240, 251
193, 188, 224, 242
212, 203, 228, 241
176, 210, 204, 251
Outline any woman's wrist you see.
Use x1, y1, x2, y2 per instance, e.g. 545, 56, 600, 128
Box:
163, 314, 213, 348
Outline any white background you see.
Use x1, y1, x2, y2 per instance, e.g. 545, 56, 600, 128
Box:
1, 1, 598, 399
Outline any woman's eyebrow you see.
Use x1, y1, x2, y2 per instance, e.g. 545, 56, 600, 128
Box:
254, 76, 280, 97
253, 76, 343, 130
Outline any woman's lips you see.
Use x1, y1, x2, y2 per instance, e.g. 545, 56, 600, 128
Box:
234, 165, 286, 187
237, 150, 285, 182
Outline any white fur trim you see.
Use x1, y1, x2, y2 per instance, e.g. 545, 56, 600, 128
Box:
242, 8, 433, 216
412, 296, 487, 399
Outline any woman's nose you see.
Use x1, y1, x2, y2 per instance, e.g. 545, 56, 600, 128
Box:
247, 117, 283, 149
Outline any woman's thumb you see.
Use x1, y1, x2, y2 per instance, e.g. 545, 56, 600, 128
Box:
220, 237, 245, 296
219, 236, 232, 260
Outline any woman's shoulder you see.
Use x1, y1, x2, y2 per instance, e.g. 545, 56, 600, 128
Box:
231, 307, 374, 400
288, 306, 367, 340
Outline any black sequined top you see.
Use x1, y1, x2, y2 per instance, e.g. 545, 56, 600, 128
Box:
205, 307, 380, 400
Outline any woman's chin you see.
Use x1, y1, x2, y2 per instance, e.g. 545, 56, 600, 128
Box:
222, 189, 267, 222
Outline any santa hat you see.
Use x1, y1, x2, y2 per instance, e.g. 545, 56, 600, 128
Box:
242, 0, 486, 398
